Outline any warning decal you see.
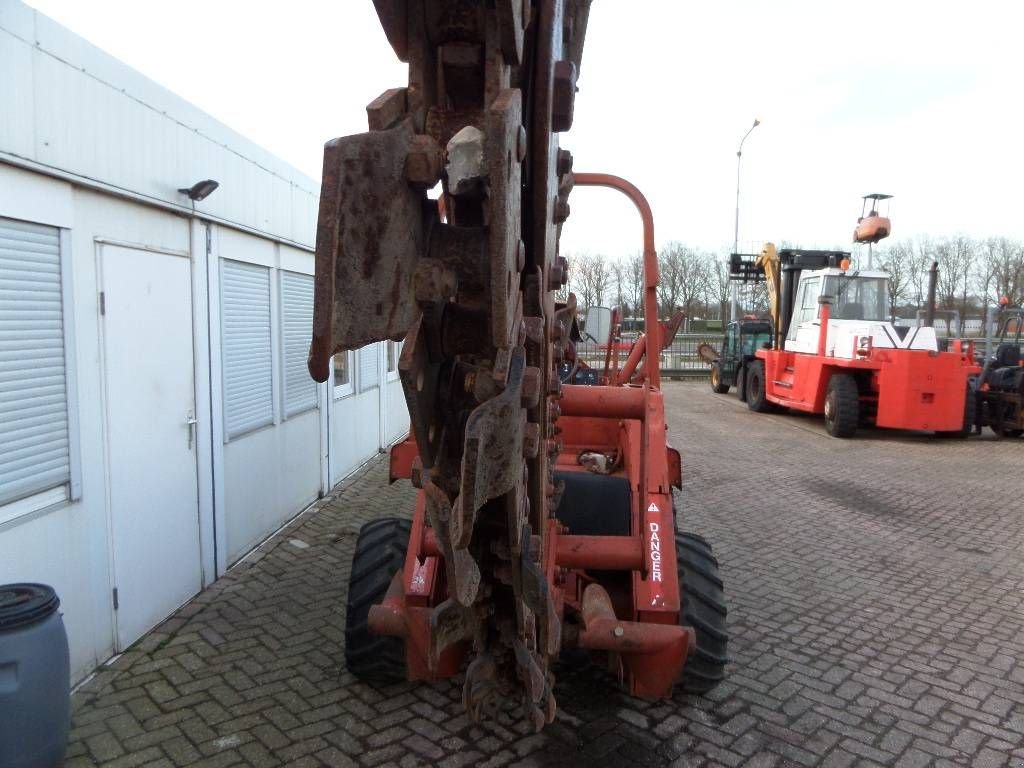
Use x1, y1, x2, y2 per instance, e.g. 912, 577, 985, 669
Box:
649, 521, 662, 582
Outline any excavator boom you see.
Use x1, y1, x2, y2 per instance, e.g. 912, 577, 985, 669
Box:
755, 243, 781, 341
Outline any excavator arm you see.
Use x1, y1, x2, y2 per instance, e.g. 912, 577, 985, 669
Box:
755, 242, 781, 340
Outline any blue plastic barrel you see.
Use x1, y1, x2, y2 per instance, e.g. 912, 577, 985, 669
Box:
0, 584, 70, 768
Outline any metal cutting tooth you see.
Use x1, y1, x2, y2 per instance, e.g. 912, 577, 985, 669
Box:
428, 598, 475, 669
463, 653, 500, 722
450, 547, 481, 607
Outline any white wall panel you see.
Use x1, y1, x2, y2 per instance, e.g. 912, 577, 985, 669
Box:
223, 409, 319, 563
279, 243, 314, 275
330, 389, 383, 485
0, 4, 34, 159
0, 185, 194, 685
0, 4, 318, 247
0, 3, 427, 694
385, 379, 410, 445
0, 165, 73, 229
0, 504, 104, 683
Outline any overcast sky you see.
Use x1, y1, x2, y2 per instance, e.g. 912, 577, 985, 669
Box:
25, 0, 1024, 261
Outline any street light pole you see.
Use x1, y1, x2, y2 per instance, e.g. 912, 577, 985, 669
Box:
731, 118, 760, 320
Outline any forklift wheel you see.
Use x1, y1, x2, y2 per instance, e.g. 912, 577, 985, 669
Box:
745, 361, 771, 413
345, 517, 410, 684
676, 532, 728, 694
710, 363, 730, 394
824, 374, 859, 438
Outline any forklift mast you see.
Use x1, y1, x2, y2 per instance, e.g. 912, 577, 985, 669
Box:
730, 246, 850, 348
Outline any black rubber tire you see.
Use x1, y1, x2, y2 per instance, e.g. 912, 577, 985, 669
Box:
937, 388, 975, 439
710, 362, 730, 394
345, 517, 410, 684
676, 532, 728, 694
745, 360, 771, 412
823, 374, 859, 438
737, 362, 747, 402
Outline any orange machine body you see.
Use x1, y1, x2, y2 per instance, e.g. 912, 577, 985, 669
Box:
757, 341, 979, 432
380, 174, 697, 699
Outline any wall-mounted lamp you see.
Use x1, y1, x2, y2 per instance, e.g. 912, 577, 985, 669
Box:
178, 179, 220, 201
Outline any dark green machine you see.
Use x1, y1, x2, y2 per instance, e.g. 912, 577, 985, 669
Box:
975, 308, 1024, 438
709, 319, 774, 400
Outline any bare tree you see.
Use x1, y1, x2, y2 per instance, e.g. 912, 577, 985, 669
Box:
877, 240, 913, 319
626, 253, 644, 318
934, 238, 961, 310
658, 242, 709, 319
951, 236, 975, 318
931, 236, 976, 317
657, 244, 683, 317
572, 252, 609, 309
747, 280, 770, 315
571, 234, 1022, 328
706, 255, 731, 320
607, 258, 627, 314
908, 236, 934, 310
973, 239, 999, 311
980, 237, 1024, 307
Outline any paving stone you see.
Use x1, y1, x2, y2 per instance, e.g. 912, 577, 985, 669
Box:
63, 384, 1024, 766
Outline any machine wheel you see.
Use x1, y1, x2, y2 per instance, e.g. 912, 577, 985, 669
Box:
745, 361, 771, 412
345, 517, 410, 684
710, 362, 730, 394
736, 362, 747, 402
675, 532, 728, 694
937, 388, 975, 438
823, 374, 859, 438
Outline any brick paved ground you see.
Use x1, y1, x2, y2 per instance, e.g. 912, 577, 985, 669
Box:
66, 382, 1024, 767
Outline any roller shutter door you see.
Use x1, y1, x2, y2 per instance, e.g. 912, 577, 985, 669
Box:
280, 271, 316, 417
358, 344, 379, 391
0, 218, 70, 506
221, 260, 273, 438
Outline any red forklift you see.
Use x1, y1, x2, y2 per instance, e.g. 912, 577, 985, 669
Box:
737, 241, 979, 438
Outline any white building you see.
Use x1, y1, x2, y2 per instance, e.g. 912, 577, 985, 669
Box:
0, 1, 408, 685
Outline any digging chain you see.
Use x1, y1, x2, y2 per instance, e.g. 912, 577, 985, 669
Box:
308, 0, 590, 728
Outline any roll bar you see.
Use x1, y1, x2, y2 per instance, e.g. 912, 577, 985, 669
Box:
572, 173, 660, 388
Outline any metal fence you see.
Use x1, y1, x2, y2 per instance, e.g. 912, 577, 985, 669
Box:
660, 333, 720, 378
576, 329, 1009, 383
575, 332, 719, 380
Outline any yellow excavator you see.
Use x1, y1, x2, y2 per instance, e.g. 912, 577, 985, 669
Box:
755, 243, 781, 334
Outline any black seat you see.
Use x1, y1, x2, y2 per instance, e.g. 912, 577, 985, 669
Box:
988, 365, 1024, 394
553, 470, 631, 536
995, 342, 1021, 368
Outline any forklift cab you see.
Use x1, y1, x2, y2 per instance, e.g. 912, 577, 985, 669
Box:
785, 269, 889, 348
